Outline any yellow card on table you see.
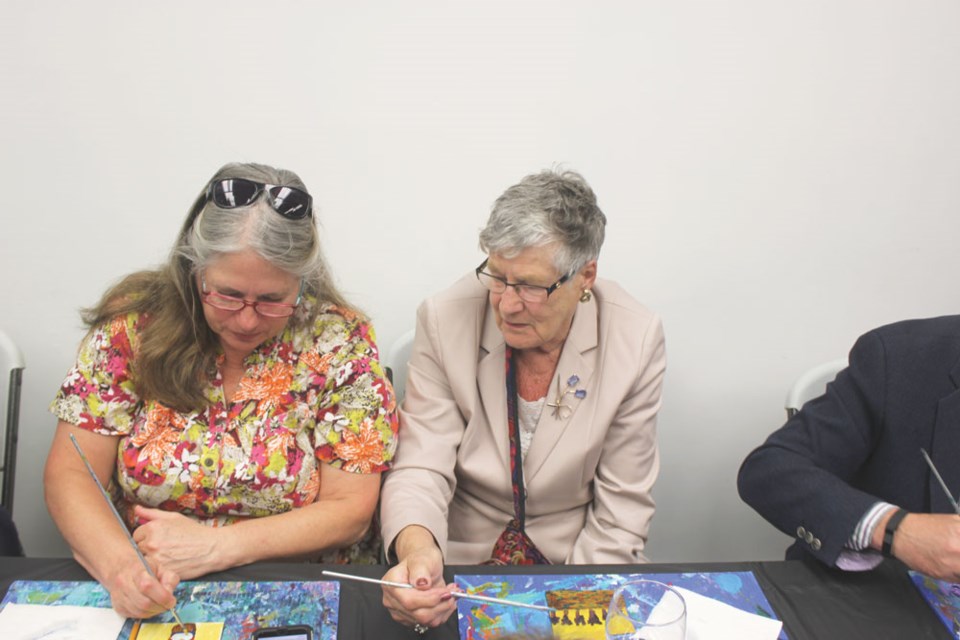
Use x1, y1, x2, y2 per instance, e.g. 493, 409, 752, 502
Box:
546, 589, 612, 640
130, 621, 225, 640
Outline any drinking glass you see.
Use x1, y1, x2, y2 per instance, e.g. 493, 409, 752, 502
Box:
605, 579, 686, 640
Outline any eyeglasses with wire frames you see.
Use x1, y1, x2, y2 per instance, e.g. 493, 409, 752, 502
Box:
206, 177, 313, 220
200, 276, 304, 318
474, 259, 571, 304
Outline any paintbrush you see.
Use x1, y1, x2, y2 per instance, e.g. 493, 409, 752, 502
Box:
69, 434, 185, 626
921, 448, 960, 515
321, 570, 555, 611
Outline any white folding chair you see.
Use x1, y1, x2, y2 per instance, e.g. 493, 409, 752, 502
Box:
785, 358, 847, 418
385, 329, 416, 403
0, 330, 25, 513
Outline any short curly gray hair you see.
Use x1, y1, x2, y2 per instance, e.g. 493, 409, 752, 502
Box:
478, 168, 606, 275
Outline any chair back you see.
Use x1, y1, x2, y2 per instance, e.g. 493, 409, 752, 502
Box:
785, 357, 847, 418
0, 330, 24, 513
0, 505, 23, 556
385, 329, 416, 404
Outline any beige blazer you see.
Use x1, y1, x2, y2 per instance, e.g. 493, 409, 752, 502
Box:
380, 274, 665, 564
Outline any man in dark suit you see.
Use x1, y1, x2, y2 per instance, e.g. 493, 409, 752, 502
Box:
738, 315, 960, 579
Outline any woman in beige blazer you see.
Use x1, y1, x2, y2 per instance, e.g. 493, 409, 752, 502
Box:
379, 168, 666, 633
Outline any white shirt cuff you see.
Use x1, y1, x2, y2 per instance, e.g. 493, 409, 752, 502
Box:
835, 548, 885, 571
848, 502, 897, 551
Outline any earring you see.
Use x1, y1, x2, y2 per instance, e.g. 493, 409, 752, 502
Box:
579, 289, 592, 303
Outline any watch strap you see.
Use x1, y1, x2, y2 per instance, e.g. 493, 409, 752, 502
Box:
881, 508, 908, 557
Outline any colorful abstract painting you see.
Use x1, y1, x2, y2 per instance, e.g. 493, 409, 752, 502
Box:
908, 571, 960, 636
0, 580, 337, 640
454, 571, 786, 640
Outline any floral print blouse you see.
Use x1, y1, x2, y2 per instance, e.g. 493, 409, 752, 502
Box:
50, 300, 398, 564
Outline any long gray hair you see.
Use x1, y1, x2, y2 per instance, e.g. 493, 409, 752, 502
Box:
478, 168, 606, 275
83, 162, 355, 411
174, 161, 353, 324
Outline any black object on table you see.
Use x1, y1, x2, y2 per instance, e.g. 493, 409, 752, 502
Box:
0, 557, 949, 639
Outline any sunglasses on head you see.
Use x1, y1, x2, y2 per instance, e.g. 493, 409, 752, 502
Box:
206, 177, 313, 220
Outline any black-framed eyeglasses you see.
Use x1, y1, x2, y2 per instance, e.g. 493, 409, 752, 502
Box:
200, 275, 303, 318
474, 259, 571, 304
206, 178, 313, 220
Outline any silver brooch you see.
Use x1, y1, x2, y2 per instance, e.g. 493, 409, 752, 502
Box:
547, 374, 587, 419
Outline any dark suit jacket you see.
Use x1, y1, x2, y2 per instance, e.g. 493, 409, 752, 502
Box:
738, 315, 960, 566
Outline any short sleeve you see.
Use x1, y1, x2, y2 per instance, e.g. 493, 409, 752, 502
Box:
50, 313, 143, 435
311, 308, 398, 474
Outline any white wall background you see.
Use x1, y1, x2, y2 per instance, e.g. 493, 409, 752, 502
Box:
2, 1, 959, 562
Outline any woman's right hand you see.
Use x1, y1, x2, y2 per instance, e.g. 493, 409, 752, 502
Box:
43, 422, 180, 619
381, 526, 457, 630
102, 551, 180, 619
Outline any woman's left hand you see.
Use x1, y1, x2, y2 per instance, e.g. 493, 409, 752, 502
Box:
132, 506, 222, 580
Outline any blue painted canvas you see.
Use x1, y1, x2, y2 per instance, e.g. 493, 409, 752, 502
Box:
454, 571, 786, 639
908, 571, 960, 637
0, 580, 338, 640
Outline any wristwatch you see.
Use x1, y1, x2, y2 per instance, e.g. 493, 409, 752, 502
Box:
881, 508, 908, 557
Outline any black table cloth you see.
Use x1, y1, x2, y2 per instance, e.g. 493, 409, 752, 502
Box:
0, 557, 948, 639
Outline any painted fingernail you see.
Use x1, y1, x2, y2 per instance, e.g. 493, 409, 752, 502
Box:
416, 578, 429, 587
440, 592, 452, 602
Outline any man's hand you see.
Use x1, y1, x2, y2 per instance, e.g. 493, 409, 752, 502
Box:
876, 511, 960, 580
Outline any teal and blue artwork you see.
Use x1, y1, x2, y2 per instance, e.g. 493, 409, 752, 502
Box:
0, 579, 338, 640
454, 571, 786, 639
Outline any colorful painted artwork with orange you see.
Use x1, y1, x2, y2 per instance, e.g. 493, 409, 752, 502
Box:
1, 580, 337, 640
454, 572, 785, 640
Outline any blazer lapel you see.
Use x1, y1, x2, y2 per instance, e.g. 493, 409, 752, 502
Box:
524, 297, 598, 484
478, 303, 510, 471
930, 354, 960, 512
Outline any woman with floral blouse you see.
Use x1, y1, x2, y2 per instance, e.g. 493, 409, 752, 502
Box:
44, 162, 398, 620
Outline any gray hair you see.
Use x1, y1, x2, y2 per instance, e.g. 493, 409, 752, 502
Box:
173, 162, 353, 325
80, 161, 357, 412
478, 168, 606, 275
